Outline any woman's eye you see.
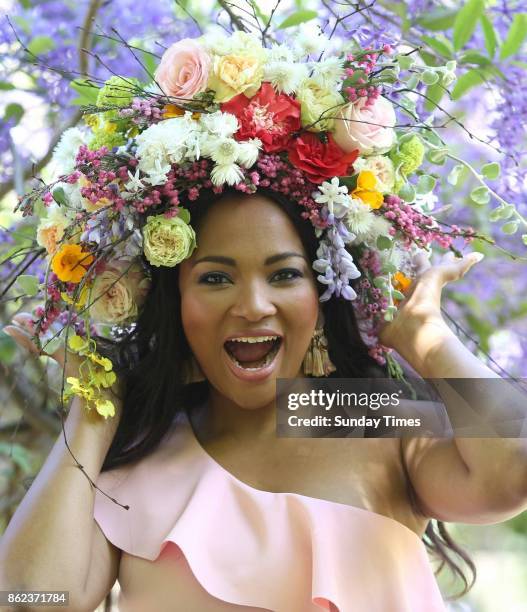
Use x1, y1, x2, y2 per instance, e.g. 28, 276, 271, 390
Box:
273, 269, 303, 282
199, 272, 230, 284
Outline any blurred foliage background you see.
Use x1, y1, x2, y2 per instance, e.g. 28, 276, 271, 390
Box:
1, 0, 526, 610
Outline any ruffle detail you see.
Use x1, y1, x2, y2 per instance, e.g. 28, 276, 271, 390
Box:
93, 411, 447, 611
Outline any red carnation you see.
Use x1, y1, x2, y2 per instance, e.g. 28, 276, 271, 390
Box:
220, 82, 301, 153
287, 132, 359, 184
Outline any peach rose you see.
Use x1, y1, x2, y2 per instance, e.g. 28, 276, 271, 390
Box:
88, 260, 151, 324
155, 39, 211, 100
333, 96, 396, 156
36, 204, 69, 255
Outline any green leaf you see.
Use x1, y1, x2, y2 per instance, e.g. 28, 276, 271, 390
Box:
42, 337, 64, 355
481, 162, 501, 180
458, 51, 492, 66
27, 35, 55, 56
373, 277, 387, 288
522, 234, 527, 246
52, 187, 68, 207
277, 9, 317, 28
489, 205, 514, 222
421, 69, 439, 85
0, 82, 15, 91
178, 207, 191, 224
398, 183, 416, 203
376, 236, 393, 250
4, 103, 24, 126
451, 69, 486, 100
421, 35, 454, 58
447, 164, 465, 186
417, 8, 459, 31
16, 275, 40, 297
470, 186, 490, 205
500, 13, 527, 60
480, 14, 498, 58
70, 79, 100, 106
392, 290, 405, 301
424, 82, 445, 112
453, 0, 484, 51
501, 221, 519, 235
426, 147, 448, 165
397, 55, 415, 70
416, 174, 436, 194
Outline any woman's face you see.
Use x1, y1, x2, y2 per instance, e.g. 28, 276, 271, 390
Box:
178, 193, 319, 410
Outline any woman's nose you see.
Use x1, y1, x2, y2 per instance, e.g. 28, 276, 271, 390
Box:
229, 281, 277, 321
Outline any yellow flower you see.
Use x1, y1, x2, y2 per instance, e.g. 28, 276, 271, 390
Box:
51, 244, 94, 283
208, 54, 264, 103
61, 283, 91, 307
95, 397, 115, 419
351, 170, 384, 209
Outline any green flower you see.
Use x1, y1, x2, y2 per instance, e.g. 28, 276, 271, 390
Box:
390, 135, 425, 191
97, 76, 139, 109
88, 128, 126, 151
143, 212, 197, 267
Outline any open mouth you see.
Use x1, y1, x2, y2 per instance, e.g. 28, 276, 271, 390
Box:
223, 336, 282, 371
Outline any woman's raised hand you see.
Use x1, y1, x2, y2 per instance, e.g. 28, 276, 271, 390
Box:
3, 312, 123, 428
3, 311, 83, 379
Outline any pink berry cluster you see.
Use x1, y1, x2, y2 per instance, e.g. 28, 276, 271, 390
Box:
382, 195, 476, 250
342, 45, 392, 106
118, 98, 164, 125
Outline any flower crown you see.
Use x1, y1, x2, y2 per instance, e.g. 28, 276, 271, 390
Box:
13, 25, 484, 419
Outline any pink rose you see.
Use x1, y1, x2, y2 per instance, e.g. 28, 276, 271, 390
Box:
333, 96, 396, 156
154, 39, 211, 100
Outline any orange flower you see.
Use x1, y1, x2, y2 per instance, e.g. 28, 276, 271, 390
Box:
51, 244, 94, 283
162, 104, 185, 118
351, 170, 384, 209
392, 271, 412, 305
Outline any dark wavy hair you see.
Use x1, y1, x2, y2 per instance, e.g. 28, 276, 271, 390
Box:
96, 187, 475, 599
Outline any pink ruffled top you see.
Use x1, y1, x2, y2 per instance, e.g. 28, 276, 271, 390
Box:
93, 409, 447, 611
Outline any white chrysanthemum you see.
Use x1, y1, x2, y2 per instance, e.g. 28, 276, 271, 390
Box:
309, 56, 346, 90
314, 177, 350, 217
346, 198, 375, 237
237, 138, 262, 168
199, 111, 238, 138
263, 62, 308, 95
210, 163, 244, 187
200, 26, 233, 55
267, 43, 296, 63
208, 137, 241, 165
292, 22, 329, 58
354, 214, 393, 246
353, 155, 395, 194
51, 128, 87, 177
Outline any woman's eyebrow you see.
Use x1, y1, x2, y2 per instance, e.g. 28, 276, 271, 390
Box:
192, 252, 308, 267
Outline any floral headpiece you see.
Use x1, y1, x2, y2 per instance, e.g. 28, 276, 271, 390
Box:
12, 25, 487, 419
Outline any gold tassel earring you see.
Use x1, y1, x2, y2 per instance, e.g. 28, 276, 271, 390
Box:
302, 327, 336, 377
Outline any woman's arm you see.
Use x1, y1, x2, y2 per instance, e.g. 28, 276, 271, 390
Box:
0, 316, 122, 611
380, 253, 527, 523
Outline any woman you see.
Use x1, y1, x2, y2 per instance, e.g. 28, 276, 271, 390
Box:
2, 186, 527, 612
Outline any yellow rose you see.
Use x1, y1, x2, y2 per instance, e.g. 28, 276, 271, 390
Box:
296, 78, 345, 132
143, 212, 196, 267
208, 54, 264, 103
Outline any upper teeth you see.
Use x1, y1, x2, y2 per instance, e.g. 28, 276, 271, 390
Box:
229, 335, 279, 343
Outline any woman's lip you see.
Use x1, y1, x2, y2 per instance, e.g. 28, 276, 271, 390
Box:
222, 341, 282, 383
